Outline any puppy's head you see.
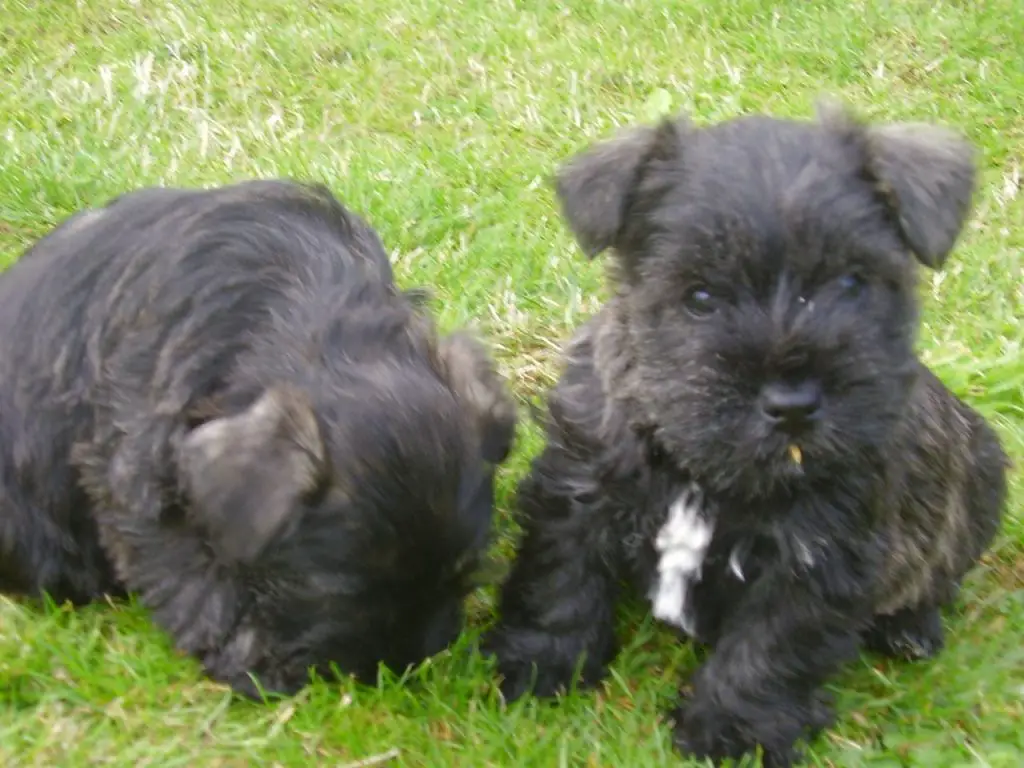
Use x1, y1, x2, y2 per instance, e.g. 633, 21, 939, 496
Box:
175, 336, 515, 696
556, 101, 975, 500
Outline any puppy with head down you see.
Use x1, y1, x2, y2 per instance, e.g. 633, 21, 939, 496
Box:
484, 101, 1009, 766
0, 179, 516, 697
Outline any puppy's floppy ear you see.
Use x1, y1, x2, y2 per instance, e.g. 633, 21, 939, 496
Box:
179, 386, 327, 563
865, 121, 976, 269
437, 331, 517, 464
555, 118, 682, 258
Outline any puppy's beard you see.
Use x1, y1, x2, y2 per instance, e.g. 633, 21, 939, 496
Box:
648, 484, 715, 636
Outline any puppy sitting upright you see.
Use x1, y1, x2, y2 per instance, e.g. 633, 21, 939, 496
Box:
0, 179, 515, 697
485, 102, 1009, 766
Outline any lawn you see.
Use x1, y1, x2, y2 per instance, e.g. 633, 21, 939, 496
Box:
0, 0, 1021, 765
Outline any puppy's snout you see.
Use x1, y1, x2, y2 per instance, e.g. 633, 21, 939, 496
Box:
759, 381, 822, 430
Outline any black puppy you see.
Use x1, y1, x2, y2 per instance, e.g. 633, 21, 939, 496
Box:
484, 102, 1009, 766
0, 179, 516, 697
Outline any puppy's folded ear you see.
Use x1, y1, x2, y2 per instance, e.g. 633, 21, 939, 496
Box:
437, 331, 517, 464
555, 119, 682, 258
179, 386, 327, 563
865, 122, 976, 269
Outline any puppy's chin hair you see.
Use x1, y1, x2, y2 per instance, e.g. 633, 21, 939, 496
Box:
652, 417, 882, 503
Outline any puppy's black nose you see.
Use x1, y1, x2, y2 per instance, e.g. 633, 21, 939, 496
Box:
760, 381, 822, 427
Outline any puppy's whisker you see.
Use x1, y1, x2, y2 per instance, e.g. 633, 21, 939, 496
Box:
728, 547, 746, 582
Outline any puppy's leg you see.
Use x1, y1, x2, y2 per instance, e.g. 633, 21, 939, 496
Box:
863, 603, 945, 660
672, 543, 873, 768
483, 444, 622, 702
863, 370, 1008, 665
0, 423, 119, 605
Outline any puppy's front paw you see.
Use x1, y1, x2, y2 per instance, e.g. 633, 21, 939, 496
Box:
480, 625, 609, 702
670, 693, 810, 768
863, 604, 945, 661
671, 699, 764, 767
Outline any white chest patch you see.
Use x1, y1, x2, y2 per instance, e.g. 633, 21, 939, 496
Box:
648, 484, 714, 636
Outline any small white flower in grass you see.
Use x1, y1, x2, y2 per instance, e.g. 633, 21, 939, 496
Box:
99, 64, 114, 105
132, 52, 155, 100
999, 163, 1019, 205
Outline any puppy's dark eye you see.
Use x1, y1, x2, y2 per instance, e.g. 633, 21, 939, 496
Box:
683, 286, 717, 317
837, 273, 864, 297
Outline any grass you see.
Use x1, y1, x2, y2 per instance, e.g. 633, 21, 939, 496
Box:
0, 0, 1021, 765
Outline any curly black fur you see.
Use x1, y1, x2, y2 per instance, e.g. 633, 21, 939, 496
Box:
484, 101, 1009, 766
0, 179, 516, 697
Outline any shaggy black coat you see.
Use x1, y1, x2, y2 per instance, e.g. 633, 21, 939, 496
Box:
0, 179, 516, 697
485, 102, 1009, 767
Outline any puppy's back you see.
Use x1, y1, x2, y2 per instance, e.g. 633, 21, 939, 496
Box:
1, 180, 398, 387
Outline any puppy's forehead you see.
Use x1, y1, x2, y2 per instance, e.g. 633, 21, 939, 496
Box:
651, 118, 905, 283
681, 117, 860, 199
